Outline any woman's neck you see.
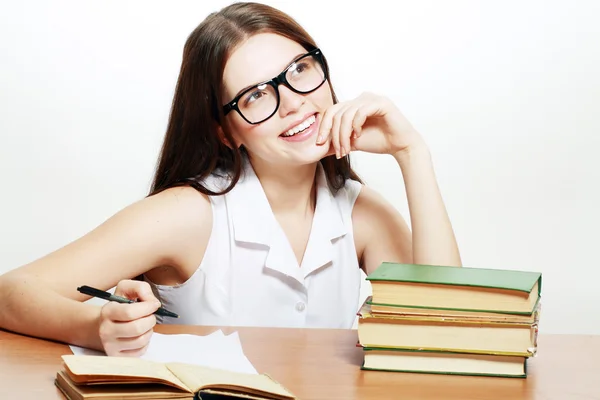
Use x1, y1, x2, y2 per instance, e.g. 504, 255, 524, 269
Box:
248, 156, 318, 218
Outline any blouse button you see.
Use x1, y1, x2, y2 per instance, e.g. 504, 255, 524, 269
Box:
295, 301, 306, 312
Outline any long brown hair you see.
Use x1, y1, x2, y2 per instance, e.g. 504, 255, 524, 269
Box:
149, 2, 361, 197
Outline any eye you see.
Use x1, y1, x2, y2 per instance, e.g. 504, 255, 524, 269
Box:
243, 84, 269, 106
290, 61, 310, 76
247, 91, 264, 103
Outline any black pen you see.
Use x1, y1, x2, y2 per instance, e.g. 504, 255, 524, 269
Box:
77, 285, 179, 318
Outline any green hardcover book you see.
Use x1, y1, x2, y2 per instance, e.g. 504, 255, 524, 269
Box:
366, 263, 542, 314
361, 347, 527, 378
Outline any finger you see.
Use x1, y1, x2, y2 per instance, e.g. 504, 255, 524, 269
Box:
316, 106, 336, 145
331, 104, 352, 158
317, 102, 347, 145
106, 314, 157, 339
119, 342, 151, 358
114, 280, 157, 303
101, 300, 160, 322
323, 136, 337, 157
105, 327, 153, 357
322, 139, 334, 157
117, 327, 154, 353
352, 106, 367, 139
339, 106, 359, 156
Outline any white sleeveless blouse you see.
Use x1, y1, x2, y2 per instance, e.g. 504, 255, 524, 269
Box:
145, 159, 363, 329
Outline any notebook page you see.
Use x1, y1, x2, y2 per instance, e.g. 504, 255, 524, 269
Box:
69, 330, 257, 375
61, 355, 190, 391
166, 363, 294, 399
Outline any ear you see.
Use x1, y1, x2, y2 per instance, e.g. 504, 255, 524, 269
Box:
217, 125, 241, 149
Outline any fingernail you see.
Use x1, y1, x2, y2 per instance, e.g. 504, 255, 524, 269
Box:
316, 134, 323, 143
155, 301, 161, 308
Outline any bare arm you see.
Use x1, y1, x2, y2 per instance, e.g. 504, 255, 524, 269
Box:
319, 92, 461, 274
354, 146, 461, 275
0, 186, 211, 350
394, 145, 462, 268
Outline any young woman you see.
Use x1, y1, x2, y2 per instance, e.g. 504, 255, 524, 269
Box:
0, 2, 461, 357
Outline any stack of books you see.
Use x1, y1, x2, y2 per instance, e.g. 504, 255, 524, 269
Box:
358, 262, 542, 378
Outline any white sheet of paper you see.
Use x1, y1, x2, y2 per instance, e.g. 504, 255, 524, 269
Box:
68, 330, 257, 374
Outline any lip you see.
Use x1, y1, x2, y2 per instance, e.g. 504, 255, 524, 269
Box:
280, 112, 318, 137
279, 112, 319, 143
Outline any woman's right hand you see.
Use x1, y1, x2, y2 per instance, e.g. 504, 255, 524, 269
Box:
98, 280, 161, 357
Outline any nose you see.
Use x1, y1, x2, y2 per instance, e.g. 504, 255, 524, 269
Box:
277, 85, 305, 117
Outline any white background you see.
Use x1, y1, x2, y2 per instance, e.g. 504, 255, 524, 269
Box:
1, 0, 598, 334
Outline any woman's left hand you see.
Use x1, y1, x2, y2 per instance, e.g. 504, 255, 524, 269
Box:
316, 92, 424, 158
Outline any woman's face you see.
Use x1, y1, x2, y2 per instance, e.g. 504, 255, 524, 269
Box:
221, 33, 333, 167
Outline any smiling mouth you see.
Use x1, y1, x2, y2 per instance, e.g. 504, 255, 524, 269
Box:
280, 114, 317, 137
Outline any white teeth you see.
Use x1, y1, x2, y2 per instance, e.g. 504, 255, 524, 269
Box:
282, 115, 316, 137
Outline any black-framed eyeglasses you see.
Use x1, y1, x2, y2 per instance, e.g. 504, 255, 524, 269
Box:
222, 48, 328, 125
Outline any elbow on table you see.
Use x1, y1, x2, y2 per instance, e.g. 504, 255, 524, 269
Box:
0, 272, 24, 329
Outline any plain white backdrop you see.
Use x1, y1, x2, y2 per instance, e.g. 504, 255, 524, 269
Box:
0, 0, 598, 334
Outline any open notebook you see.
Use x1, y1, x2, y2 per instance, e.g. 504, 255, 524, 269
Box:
55, 355, 296, 400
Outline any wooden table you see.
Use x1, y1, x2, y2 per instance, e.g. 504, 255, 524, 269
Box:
1, 326, 598, 400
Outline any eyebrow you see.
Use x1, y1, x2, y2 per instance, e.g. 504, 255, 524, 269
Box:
231, 52, 307, 99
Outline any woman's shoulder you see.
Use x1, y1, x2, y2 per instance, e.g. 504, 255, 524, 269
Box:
351, 184, 396, 222
135, 185, 213, 279
145, 184, 211, 214
350, 183, 412, 264
350, 183, 398, 237
137, 186, 213, 248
